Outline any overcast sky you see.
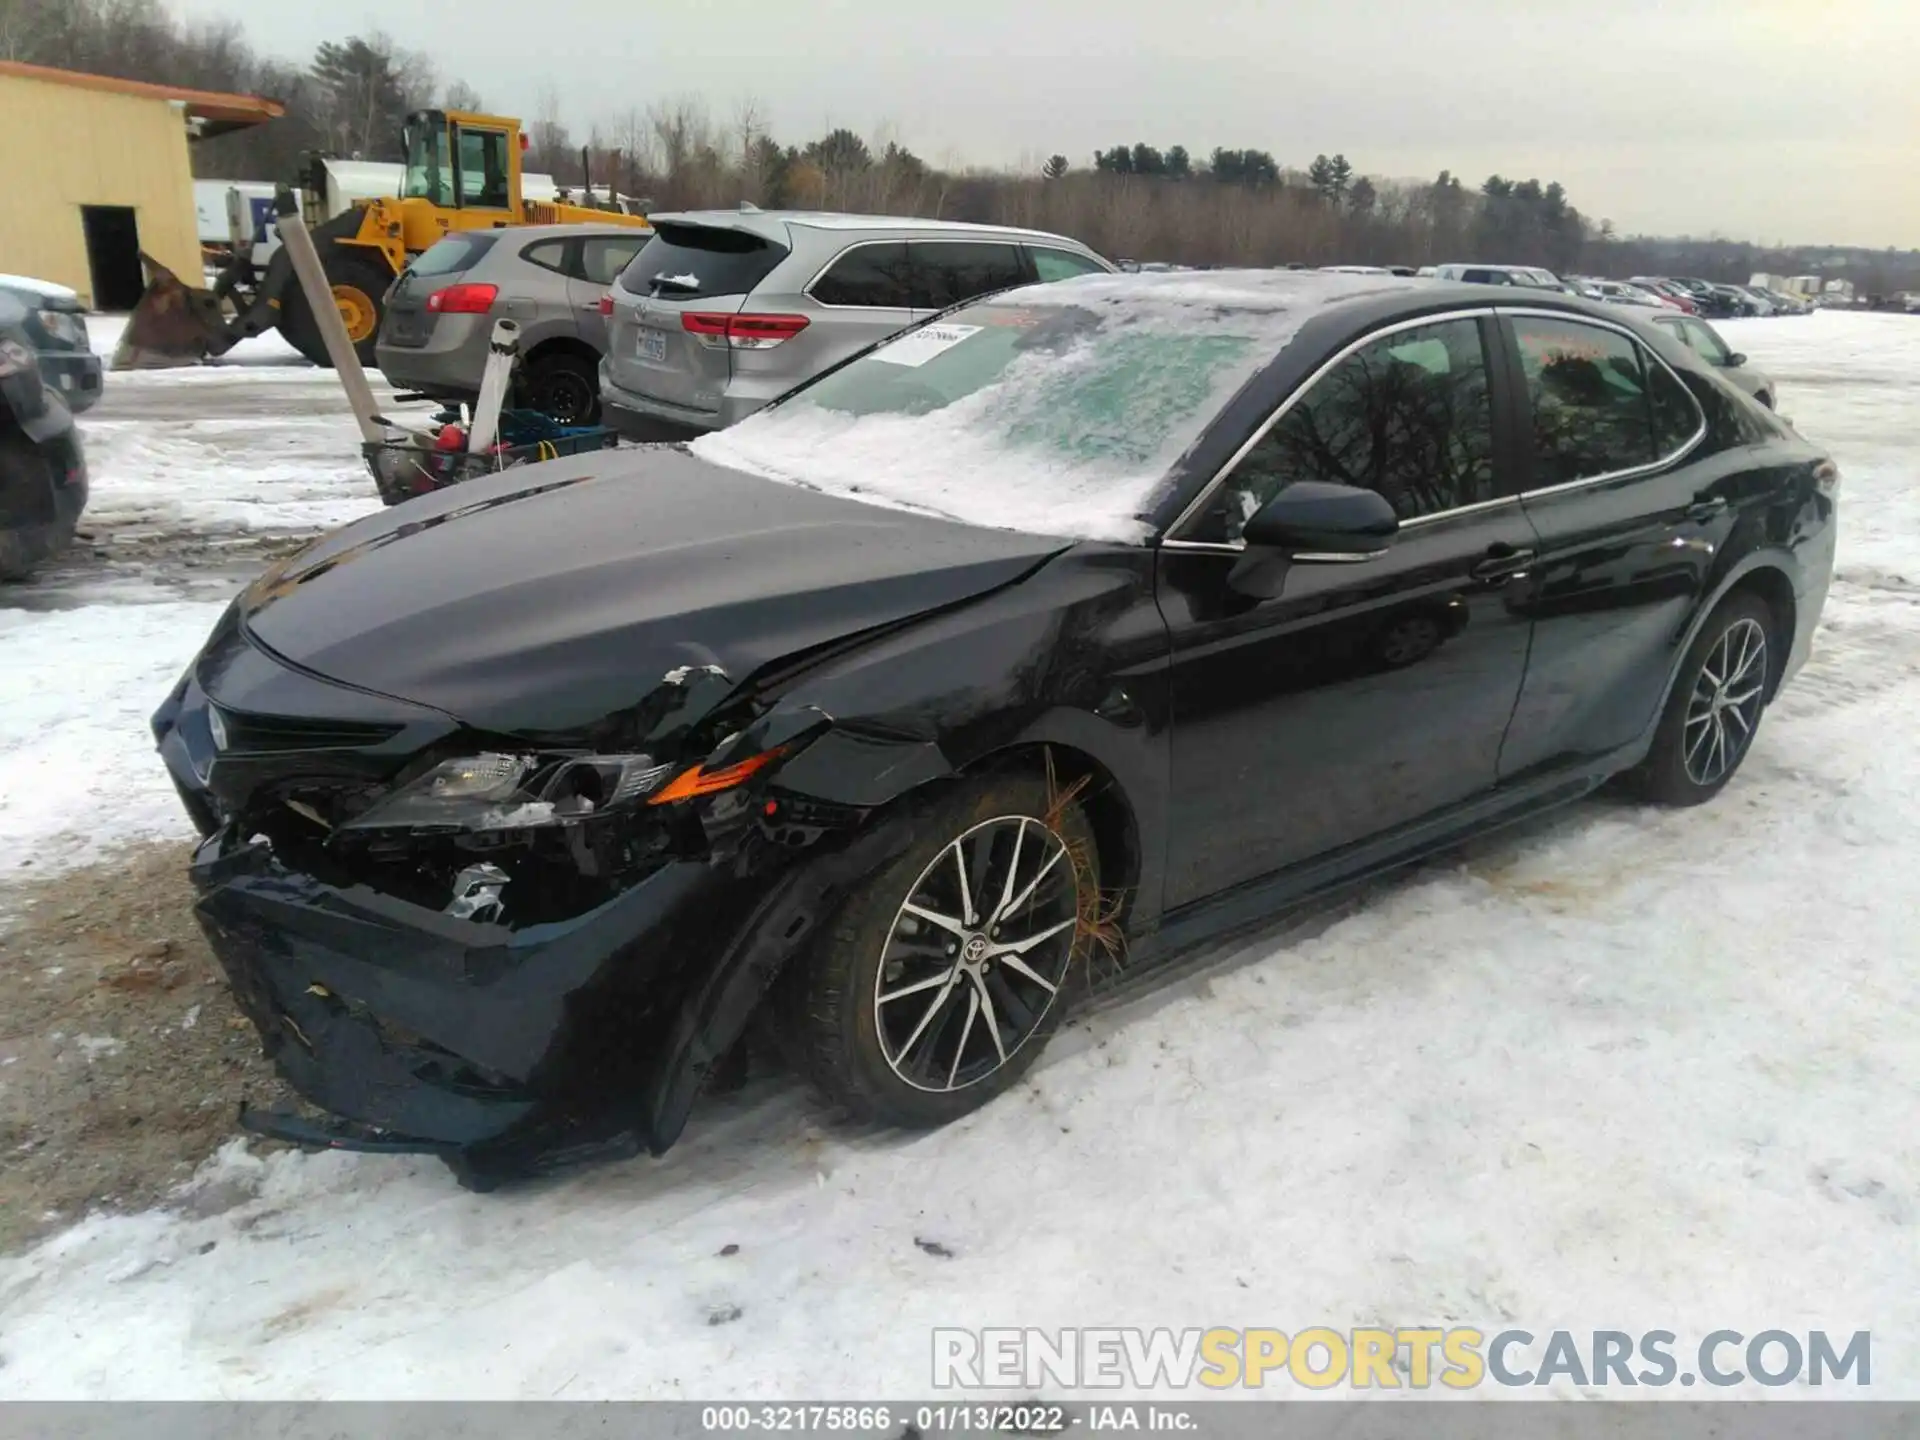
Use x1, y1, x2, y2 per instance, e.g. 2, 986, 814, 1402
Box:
169, 0, 1916, 248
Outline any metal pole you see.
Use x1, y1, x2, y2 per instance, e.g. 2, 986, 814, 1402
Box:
272, 187, 385, 444
467, 319, 521, 455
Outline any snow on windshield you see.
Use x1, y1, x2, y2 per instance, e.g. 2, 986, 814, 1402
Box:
692, 271, 1414, 541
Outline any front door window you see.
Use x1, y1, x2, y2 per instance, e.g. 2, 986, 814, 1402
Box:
1182, 317, 1497, 544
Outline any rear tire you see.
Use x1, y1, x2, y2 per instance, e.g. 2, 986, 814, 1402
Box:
1627, 592, 1776, 806
520, 351, 601, 425
789, 771, 1097, 1128
281, 247, 390, 369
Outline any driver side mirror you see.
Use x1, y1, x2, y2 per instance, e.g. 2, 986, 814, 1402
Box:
1725, 352, 1747, 368
1228, 482, 1399, 598
1242, 481, 1399, 556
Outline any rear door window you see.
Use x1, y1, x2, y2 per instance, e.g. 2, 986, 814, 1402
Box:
910, 241, 1027, 309
1029, 247, 1108, 282
581, 235, 648, 285
617, 222, 790, 300
809, 241, 914, 307
1462, 269, 1511, 286
1680, 320, 1732, 365
521, 239, 571, 275
1510, 316, 1661, 486
1648, 354, 1705, 455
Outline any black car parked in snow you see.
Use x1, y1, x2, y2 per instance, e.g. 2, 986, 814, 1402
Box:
0, 291, 89, 581
153, 271, 1836, 1187
0, 274, 103, 414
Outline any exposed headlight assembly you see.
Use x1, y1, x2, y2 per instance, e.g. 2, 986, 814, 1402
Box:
342, 743, 795, 834
342, 752, 672, 833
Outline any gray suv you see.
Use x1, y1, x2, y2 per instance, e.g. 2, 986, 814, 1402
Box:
598, 211, 1111, 438
376, 223, 652, 424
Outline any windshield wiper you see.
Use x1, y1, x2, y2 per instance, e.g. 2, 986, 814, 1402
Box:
649, 273, 701, 297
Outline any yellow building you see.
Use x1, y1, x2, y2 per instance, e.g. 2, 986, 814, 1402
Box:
0, 60, 282, 309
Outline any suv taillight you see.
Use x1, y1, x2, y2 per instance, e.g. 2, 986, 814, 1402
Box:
682, 312, 810, 349
599, 294, 615, 317
427, 283, 498, 315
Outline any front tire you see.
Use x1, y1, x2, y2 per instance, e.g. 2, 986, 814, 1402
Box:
1629, 592, 1775, 806
791, 772, 1097, 1128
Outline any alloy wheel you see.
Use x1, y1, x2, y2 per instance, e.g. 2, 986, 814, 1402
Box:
1683, 616, 1768, 787
874, 814, 1080, 1093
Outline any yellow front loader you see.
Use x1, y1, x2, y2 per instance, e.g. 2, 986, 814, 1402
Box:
117, 109, 650, 370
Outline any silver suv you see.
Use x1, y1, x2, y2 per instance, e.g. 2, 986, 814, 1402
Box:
377, 223, 652, 424
598, 210, 1111, 438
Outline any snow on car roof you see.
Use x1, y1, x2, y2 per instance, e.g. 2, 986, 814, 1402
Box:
0, 272, 81, 304
693, 269, 1425, 543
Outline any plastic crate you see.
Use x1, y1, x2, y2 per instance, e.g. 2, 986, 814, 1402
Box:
363, 415, 619, 506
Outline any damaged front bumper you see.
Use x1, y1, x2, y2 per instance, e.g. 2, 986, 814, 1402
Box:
190, 824, 745, 1182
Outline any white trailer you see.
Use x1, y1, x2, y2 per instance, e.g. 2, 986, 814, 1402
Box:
202, 162, 563, 273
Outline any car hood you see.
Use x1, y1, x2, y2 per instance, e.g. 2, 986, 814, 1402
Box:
237, 446, 1071, 736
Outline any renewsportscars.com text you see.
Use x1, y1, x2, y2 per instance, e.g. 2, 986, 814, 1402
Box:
932, 1327, 1872, 1391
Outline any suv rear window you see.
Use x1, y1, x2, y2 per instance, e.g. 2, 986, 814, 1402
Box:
411, 234, 497, 277
617, 222, 789, 300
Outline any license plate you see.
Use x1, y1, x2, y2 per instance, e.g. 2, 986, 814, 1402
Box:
639, 328, 667, 363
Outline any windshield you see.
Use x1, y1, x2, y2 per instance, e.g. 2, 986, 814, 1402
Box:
691, 274, 1340, 541
402, 117, 452, 205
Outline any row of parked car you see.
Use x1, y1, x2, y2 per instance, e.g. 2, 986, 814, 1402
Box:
376, 211, 1113, 435
374, 211, 1816, 443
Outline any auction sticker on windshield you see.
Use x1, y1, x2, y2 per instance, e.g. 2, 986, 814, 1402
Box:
873, 323, 981, 368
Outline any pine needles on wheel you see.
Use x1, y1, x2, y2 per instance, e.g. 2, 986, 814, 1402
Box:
1043, 746, 1130, 985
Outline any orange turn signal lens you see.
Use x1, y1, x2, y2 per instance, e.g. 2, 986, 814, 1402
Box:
645, 746, 790, 806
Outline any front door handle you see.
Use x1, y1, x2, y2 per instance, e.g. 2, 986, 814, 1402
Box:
1687, 494, 1729, 523
1471, 546, 1536, 581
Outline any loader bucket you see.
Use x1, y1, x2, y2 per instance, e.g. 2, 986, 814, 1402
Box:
111, 254, 236, 371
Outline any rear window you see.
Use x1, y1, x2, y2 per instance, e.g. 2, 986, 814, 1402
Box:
410, 234, 497, 278
617, 222, 789, 300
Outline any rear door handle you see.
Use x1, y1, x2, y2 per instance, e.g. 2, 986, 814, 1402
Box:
1472, 547, 1535, 581
1687, 494, 1729, 523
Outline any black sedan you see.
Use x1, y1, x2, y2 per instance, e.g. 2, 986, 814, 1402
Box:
153, 271, 1836, 1187
0, 274, 103, 414
1, 291, 89, 581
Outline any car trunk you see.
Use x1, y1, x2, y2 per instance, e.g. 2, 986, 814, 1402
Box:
604, 220, 791, 415
382, 233, 501, 349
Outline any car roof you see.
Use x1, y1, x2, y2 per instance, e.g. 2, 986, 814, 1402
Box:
0, 271, 80, 303
647, 209, 1097, 250
464, 221, 652, 243
978, 269, 1693, 349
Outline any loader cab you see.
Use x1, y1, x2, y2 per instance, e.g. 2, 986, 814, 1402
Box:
401, 110, 519, 215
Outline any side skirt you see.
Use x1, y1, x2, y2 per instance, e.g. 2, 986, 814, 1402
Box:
1124, 752, 1639, 978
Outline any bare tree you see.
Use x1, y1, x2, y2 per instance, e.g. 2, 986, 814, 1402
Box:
442, 78, 485, 114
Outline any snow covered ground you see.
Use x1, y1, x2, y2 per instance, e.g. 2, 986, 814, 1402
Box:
0, 333, 418, 873
0, 312, 1916, 1400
